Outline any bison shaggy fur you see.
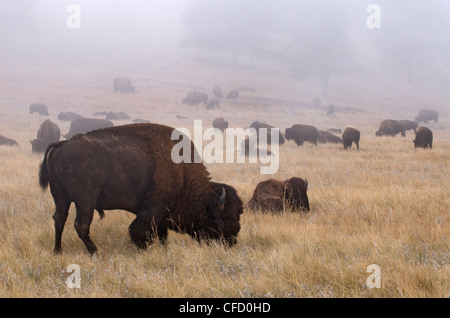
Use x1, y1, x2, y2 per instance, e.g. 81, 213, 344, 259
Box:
342, 127, 360, 150
39, 123, 244, 254
413, 127, 433, 149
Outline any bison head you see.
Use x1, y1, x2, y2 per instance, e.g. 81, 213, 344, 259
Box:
197, 183, 243, 246
30, 138, 44, 153
284, 177, 310, 212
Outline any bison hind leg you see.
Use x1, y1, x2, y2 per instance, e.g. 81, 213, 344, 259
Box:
74, 202, 97, 255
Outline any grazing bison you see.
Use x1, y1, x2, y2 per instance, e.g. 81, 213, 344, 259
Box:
317, 130, 343, 144
39, 123, 244, 254
285, 124, 319, 146
206, 98, 220, 110
113, 77, 135, 94
182, 92, 208, 106
29, 103, 49, 116
413, 127, 433, 149
226, 90, 239, 100
326, 104, 335, 116
212, 118, 228, 132
30, 119, 61, 153
105, 111, 131, 121
64, 118, 114, 140
0, 135, 19, 146
246, 177, 309, 212
415, 109, 439, 124
398, 120, 419, 136
342, 127, 360, 150
249, 121, 285, 145
213, 85, 223, 98
375, 119, 403, 137
57, 112, 83, 122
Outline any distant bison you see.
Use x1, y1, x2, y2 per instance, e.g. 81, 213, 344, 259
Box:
342, 127, 360, 150
64, 118, 114, 139
29, 103, 49, 116
398, 120, 419, 136
182, 92, 208, 106
285, 124, 319, 146
375, 119, 403, 137
415, 109, 439, 124
246, 177, 309, 213
226, 90, 239, 100
212, 118, 228, 132
249, 121, 285, 145
57, 112, 83, 122
312, 96, 321, 108
133, 118, 150, 124
317, 130, 343, 144
39, 123, 244, 254
113, 77, 135, 94
413, 127, 433, 149
213, 85, 223, 98
105, 111, 131, 121
30, 119, 61, 153
327, 128, 342, 134
0, 135, 19, 146
206, 98, 220, 110
326, 104, 335, 116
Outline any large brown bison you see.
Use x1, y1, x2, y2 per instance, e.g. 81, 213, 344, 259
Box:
413, 127, 433, 149
342, 127, 360, 150
39, 123, 243, 254
182, 92, 208, 106
415, 109, 439, 124
30, 119, 61, 153
285, 124, 319, 146
57, 112, 83, 122
317, 130, 343, 144
249, 121, 285, 145
63, 118, 114, 139
375, 119, 403, 137
0, 135, 19, 146
29, 103, 49, 116
212, 118, 228, 132
113, 77, 135, 94
246, 177, 309, 213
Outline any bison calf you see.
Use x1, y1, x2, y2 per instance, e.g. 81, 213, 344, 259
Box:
247, 177, 309, 213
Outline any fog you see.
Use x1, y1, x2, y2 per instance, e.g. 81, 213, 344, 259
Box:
1, 0, 449, 109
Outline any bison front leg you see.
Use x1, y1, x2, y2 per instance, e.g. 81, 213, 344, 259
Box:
74, 202, 97, 255
129, 209, 166, 249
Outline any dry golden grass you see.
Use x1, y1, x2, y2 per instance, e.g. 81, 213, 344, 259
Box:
0, 55, 448, 298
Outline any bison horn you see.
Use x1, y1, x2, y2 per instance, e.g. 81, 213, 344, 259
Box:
218, 187, 226, 210
304, 179, 309, 190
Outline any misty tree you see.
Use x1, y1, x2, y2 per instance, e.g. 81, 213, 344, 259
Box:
181, 0, 273, 66
370, 1, 450, 85
276, 1, 354, 97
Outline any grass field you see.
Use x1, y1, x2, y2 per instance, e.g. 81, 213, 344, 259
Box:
0, 54, 448, 298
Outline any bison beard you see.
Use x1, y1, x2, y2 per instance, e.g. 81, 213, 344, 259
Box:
39, 123, 243, 254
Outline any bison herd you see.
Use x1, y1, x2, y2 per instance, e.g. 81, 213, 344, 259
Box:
0, 81, 441, 254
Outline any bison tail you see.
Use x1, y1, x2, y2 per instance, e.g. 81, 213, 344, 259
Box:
39, 141, 66, 191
